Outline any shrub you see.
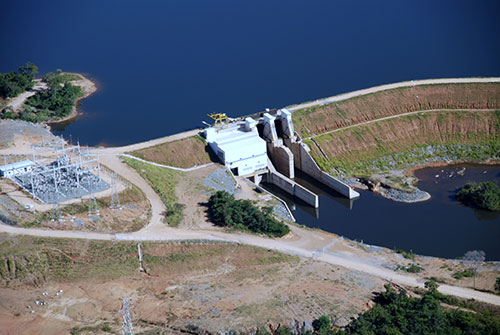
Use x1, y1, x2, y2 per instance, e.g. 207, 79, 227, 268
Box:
207, 191, 290, 237
453, 269, 474, 280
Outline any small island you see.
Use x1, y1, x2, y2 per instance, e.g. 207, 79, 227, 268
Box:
0, 62, 96, 123
456, 181, 500, 211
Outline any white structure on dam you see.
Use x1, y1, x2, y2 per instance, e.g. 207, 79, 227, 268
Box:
204, 117, 267, 176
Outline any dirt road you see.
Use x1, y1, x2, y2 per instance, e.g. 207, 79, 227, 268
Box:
5, 81, 47, 111
289, 77, 500, 112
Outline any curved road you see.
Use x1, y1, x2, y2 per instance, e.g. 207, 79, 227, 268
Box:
2, 78, 500, 307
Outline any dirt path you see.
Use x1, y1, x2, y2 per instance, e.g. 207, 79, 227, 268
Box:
289, 77, 500, 112
304, 108, 499, 140
94, 128, 201, 155
6, 81, 47, 111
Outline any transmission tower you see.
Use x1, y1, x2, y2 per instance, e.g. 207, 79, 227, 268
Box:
110, 173, 121, 209
119, 297, 134, 335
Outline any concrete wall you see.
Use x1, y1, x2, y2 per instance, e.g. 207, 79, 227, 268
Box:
290, 141, 360, 199
267, 143, 294, 179
265, 171, 319, 208
266, 158, 318, 207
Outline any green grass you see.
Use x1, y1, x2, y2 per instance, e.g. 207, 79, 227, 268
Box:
122, 157, 183, 226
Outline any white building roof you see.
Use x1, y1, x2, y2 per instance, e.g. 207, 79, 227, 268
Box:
0, 160, 33, 171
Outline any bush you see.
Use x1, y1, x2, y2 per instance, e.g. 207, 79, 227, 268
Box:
398, 263, 424, 273
495, 277, 500, 292
453, 269, 474, 280
456, 181, 500, 211
207, 191, 290, 237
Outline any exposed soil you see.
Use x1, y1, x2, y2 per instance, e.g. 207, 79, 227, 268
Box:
310, 110, 500, 164
129, 136, 215, 169
293, 83, 500, 138
0, 235, 384, 335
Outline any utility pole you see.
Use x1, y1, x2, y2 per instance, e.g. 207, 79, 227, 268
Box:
119, 297, 134, 335
137, 243, 144, 272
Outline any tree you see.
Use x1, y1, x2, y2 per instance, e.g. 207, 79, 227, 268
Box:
424, 279, 439, 293
463, 250, 485, 289
312, 315, 331, 335
495, 277, 500, 292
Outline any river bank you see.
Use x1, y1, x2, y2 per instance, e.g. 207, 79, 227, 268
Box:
345, 157, 500, 203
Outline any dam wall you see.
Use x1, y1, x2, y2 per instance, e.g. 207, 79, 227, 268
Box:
267, 143, 294, 179
265, 159, 318, 208
289, 139, 360, 199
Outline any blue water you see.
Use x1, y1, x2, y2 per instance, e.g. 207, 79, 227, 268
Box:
269, 164, 500, 261
1, 0, 500, 146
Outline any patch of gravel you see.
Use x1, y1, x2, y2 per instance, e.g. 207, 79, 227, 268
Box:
203, 168, 236, 194
273, 202, 294, 222
0, 119, 56, 148
378, 186, 430, 203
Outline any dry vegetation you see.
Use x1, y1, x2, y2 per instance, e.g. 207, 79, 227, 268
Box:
293, 83, 500, 138
0, 182, 151, 233
129, 136, 215, 168
0, 234, 383, 334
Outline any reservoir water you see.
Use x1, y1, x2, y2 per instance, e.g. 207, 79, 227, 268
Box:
266, 164, 500, 261
1, 1, 500, 146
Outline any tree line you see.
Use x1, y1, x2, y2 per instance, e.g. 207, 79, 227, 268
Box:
0, 62, 38, 99
256, 283, 500, 335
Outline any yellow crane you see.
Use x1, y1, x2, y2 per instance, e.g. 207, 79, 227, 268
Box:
207, 113, 229, 127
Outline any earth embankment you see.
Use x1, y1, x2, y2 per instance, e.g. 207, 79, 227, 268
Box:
309, 110, 500, 174
293, 83, 500, 138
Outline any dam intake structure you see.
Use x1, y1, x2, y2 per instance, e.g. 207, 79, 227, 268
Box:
203, 110, 359, 209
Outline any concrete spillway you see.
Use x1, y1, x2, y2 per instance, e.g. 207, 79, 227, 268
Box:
259, 109, 359, 208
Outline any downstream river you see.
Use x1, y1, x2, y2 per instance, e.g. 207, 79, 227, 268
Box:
266, 164, 500, 261
2, 1, 500, 146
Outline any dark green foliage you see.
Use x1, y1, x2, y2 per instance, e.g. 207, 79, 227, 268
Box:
397, 263, 424, 273
338, 284, 500, 335
23, 81, 82, 122
0, 62, 38, 98
313, 315, 332, 335
456, 181, 500, 211
207, 191, 290, 237
394, 248, 415, 260
495, 277, 500, 292
453, 269, 474, 280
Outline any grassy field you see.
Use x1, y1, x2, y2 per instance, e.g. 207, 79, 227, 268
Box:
293, 83, 500, 138
0, 234, 298, 287
122, 156, 184, 226
307, 110, 500, 176
129, 135, 215, 168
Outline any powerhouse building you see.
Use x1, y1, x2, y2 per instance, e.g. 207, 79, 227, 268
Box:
204, 118, 267, 176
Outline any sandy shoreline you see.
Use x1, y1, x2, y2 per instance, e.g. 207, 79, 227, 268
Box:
45, 72, 97, 125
